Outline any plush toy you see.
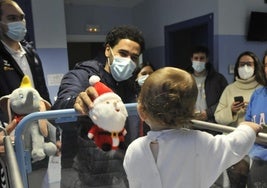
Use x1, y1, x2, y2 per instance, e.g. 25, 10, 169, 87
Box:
87, 75, 128, 151
0, 76, 57, 162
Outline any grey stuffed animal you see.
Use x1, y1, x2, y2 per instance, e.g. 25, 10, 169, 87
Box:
0, 76, 57, 162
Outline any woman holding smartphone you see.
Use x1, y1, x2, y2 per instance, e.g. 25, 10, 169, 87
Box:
214, 51, 266, 187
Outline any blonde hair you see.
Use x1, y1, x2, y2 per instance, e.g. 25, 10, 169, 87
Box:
138, 67, 197, 128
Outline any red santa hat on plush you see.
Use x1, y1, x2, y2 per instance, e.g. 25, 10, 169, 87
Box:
89, 75, 122, 105
88, 75, 128, 133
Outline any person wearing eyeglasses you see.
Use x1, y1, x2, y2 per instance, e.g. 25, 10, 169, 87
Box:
215, 51, 266, 188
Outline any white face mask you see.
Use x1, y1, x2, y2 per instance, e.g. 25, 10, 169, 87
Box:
137, 74, 149, 86
109, 48, 136, 82
192, 61, 206, 73
5, 21, 27, 41
238, 65, 254, 80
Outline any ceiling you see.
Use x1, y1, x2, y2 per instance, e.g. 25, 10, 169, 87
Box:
64, 0, 144, 7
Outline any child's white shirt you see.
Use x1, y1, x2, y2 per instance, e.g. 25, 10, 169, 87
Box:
123, 124, 256, 188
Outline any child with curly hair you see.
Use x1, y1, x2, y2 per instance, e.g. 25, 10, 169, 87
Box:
123, 67, 262, 188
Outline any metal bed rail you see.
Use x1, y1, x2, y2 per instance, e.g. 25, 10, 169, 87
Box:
12, 103, 267, 187
14, 103, 138, 188
191, 119, 267, 144
4, 135, 23, 188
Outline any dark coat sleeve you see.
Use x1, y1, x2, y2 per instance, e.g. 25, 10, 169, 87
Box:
52, 69, 90, 109
52, 61, 101, 110
205, 72, 228, 122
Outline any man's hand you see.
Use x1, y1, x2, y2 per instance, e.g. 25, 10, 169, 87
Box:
74, 86, 99, 115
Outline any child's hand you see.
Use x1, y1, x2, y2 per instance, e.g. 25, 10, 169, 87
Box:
241, 121, 263, 134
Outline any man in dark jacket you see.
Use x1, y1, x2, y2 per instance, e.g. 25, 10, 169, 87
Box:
52, 25, 145, 188
0, 1, 54, 187
188, 45, 228, 124
0, 0, 51, 122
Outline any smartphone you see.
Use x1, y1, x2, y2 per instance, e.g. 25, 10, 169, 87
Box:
234, 96, 244, 103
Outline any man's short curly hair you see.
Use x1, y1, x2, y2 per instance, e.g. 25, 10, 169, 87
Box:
104, 25, 145, 54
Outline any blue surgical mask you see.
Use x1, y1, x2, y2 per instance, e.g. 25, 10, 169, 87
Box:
109, 49, 137, 81
192, 61, 206, 73
137, 74, 149, 86
6, 21, 27, 41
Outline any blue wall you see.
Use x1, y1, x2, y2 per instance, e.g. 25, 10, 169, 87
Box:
30, 0, 267, 101
31, 0, 68, 103
131, 0, 267, 83
216, 35, 267, 83
65, 4, 133, 35
37, 49, 69, 102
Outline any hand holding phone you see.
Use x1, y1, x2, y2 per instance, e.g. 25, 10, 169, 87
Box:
234, 96, 244, 103
232, 96, 245, 113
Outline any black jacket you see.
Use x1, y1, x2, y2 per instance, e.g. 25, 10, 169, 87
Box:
52, 60, 135, 109
0, 40, 51, 122
0, 40, 52, 171
52, 60, 134, 187
187, 63, 228, 122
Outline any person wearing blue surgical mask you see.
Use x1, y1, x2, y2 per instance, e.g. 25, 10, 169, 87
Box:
0, 0, 50, 104
0, 1, 61, 188
52, 25, 145, 188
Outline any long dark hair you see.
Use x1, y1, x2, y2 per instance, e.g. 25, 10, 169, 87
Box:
234, 51, 266, 86
262, 50, 267, 65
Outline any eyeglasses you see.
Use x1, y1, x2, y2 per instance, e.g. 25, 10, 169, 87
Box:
239, 62, 254, 67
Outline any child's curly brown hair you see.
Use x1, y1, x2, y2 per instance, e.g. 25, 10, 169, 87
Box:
138, 67, 197, 128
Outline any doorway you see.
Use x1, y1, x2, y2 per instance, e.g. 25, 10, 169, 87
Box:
67, 42, 105, 70
164, 13, 214, 71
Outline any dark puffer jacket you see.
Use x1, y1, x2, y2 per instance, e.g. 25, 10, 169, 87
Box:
52, 60, 136, 187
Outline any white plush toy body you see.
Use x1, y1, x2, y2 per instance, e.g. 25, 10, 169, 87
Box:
87, 75, 128, 151
0, 76, 57, 162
